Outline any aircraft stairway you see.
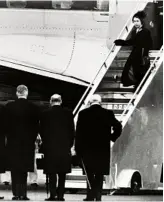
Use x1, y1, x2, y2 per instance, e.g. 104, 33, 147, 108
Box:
64, 47, 163, 191
95, 50, 159, 121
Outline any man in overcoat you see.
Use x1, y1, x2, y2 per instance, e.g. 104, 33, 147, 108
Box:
4, 85, 39, 200
75, 94, 122, 201
40, 94, 75, 201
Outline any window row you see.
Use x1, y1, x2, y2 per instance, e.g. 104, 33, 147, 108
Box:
0, 1, 109, 11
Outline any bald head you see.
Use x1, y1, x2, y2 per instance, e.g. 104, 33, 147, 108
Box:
16, 84, 28, 98
50, 94, 62, 106
89, 94, 102, 105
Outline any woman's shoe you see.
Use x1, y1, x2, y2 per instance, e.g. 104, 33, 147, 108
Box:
113, 75, 119, 82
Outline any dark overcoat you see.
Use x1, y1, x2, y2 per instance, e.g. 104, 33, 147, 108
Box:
0, 106, 6, 173
75, 104, 122, 175
40, 105, 75, 174
4, 98, 39, 172
115, 27, 153, 86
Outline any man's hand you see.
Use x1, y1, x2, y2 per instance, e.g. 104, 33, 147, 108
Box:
71, 146, 76, 156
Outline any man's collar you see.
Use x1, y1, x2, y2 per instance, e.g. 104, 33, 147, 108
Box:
90, 103, 101, 106
17, 96, 27, 99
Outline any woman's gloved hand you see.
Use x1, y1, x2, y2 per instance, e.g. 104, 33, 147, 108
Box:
114, 39, 124, 45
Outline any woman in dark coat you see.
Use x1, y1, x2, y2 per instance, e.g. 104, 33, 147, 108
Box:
114, 11, 153, 88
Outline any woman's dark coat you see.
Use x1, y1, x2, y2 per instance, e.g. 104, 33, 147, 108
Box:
4, 98, 39, 172
115, 27, 153, 86
40, 105, 75, 174
0, 106, 6, 173
75, 104, 122, 175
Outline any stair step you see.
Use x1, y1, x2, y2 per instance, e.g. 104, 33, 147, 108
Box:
101, 108, 127, 114
98, 92, 135, 99
117, 50, 159, 58
66, 175, 86, 181
102, 98, 130, 103
102, 103, 133, 112
103, 72, 122, 79
99, 82, 120, 89
102, 105, 127, 111
98, 87, 134, 93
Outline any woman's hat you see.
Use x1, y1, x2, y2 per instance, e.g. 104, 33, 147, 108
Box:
133, 10, 146, 20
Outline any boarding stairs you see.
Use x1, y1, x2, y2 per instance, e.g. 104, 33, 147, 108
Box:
65, 47, 163, 191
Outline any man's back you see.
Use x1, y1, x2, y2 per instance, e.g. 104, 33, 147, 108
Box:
4, 98, 39, 172
75, 94, 122, 201
5, 99, 39, 138
40, 105, 74, 148
76, 104, 122, 153
40, 105, 75, 174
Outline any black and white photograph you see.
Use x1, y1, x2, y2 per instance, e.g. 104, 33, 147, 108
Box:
0, 0, 163, 201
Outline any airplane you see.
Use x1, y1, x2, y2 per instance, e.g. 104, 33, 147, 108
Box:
0, 0, 140, 109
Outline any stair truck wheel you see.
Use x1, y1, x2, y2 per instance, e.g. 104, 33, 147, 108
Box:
130, 171, 142, 194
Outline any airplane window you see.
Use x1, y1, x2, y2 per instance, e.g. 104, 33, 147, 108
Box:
70, 1, 97, 10
97, 0, 109, 11
0, 1, 7, 8
52, 1, 73, 9
52, 0, 109, 11
26, 1, 52, 9
6, 0, 27, 8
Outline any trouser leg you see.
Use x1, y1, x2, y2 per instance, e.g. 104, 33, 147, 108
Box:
11, 171, 27, 197
94, 174, 103, 201
19, 172, 27, 197
49, 173, 57, 198
11, 171, 21, 197
86, 172, 95, 200
57, 173, 66, 199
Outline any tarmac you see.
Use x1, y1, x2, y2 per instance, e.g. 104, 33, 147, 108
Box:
0, 183, 163, 202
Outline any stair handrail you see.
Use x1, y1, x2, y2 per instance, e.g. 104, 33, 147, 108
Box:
120, 46, 163, 127
73, 1, 149, 116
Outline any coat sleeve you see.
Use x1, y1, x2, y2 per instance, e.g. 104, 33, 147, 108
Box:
114, 30, 136, 46
75, 111, 83, 155
110, 111, 122, 142
142, 29, 153, 56
68, 111, 75, 148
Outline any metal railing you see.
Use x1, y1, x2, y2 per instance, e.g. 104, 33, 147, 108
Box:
73, 0, 150, 117
119, 46, 163, 127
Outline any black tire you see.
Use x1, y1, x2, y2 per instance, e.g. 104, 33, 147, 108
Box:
130, 172, 142, 194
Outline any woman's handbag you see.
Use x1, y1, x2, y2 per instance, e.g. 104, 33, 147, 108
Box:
141, 48, 150, 76
142, 55, 150, 67
128, 65, 137, 84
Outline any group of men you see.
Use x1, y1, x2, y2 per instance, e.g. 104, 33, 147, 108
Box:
0, 84, 122, 201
